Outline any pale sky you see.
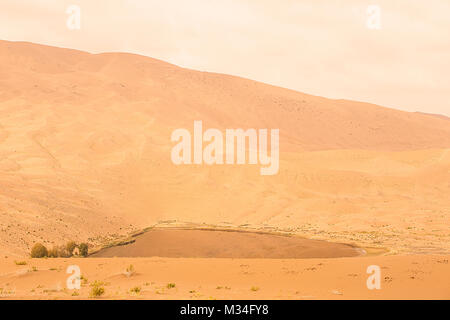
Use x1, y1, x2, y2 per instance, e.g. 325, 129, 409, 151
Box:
1, 0, 449, 116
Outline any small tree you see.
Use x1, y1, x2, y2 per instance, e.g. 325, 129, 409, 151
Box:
58, 245, 71, 258
47, 245, 70, 258
48, 246, 59, 258
30, 243, 48, 258
78, 243, 88, 257
66, 241, 77, 256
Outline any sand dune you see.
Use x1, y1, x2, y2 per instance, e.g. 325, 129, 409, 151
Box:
2, 40, 450, 152
0, 40, 449, 263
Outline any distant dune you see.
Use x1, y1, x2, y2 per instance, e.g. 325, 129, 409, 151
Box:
416, 112, 450, 121
0, 40, 449, 257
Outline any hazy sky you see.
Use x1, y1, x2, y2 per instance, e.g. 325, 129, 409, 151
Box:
1, 0, 449, 116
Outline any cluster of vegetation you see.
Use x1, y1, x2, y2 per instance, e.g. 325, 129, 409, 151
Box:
90, 283, 105, 298
167, 283, 176, 289
30, 241, 89, 258
89, 280, 107, 298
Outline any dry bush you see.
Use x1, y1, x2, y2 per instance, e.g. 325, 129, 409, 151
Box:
78, 243, 88, 257
90, 283, 105, 298
66, 241, 77, 256
130, 286, 141, 295
48, 245, 71, 258
30, 243, 48, 258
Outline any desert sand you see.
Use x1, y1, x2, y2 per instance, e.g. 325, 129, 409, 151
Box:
0, 40, 449, 299
0, 255, 448, 299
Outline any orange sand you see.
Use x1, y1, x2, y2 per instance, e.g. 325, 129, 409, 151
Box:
0, 255, 448, 299
0, 40, 449, 299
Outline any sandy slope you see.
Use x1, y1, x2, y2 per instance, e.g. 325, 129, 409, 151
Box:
0, 255, 448, 300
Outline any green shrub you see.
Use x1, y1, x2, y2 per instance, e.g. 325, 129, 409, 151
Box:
78, 243, 88, 257
30, 243, 48, 258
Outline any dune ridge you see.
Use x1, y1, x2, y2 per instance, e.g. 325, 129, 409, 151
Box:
0, 40, 449, 257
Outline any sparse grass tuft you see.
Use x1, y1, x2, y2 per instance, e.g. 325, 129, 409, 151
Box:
78, 243, 89, 257
90, 283, 105, 298
124, 264, 135, 277
14, 260, 27, 266
167, 283, 176, 289
90, 280, 108, 287
130, 286, 141, 295
80, 275, 88, 286
250, 286, 260, 292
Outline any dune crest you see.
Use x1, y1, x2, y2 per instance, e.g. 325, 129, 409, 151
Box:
0, 40, 449, 256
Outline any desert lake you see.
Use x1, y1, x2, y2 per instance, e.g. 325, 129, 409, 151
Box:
91, 228, 362, 259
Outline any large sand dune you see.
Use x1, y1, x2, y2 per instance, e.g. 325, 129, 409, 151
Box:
0, 40, 449, 260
